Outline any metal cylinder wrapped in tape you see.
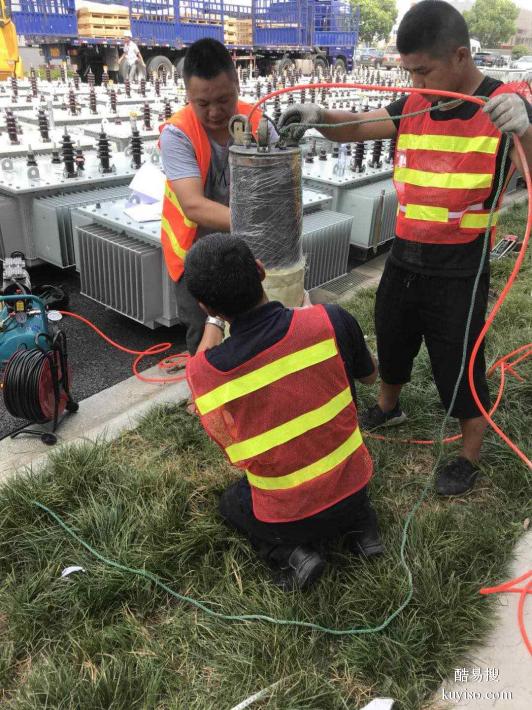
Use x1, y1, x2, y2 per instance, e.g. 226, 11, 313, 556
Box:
229, 145, 303, 269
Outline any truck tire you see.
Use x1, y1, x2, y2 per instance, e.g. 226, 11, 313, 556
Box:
118, 60, 128, 83
334, 57, 347, 73
174, 57, 185, 77
118, 60, 146, 83
314, 56, 328, 72
146, 55, 174, 79
277, 57, 295, 73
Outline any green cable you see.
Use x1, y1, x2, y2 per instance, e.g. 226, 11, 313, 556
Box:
277, 98, 491, 141
31, 117, 511, 637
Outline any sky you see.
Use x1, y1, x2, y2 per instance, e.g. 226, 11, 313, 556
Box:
396, 0, 531, 22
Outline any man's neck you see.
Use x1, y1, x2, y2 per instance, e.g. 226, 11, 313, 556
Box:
207, 128, 231, 146
439, 68, 485, 111
222, 294, 269, 325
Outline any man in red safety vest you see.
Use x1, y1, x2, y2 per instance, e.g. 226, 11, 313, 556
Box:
185, 233, 382, 590
280, 0, 532, 496
159, 39, 270, 355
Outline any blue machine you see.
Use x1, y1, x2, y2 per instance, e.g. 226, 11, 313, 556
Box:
0, 278, 77, 445
0, 294, 51, 370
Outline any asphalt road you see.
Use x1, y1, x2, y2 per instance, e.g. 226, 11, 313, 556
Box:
0, 263, 187, 441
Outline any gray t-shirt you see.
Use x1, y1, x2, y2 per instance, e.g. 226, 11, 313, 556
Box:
160, 122, 279, 238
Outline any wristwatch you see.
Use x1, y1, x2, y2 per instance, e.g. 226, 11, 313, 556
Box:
205, 316, 226, 332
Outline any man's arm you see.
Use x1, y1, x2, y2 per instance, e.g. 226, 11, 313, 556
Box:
324, 305, 378, 385
278, 104, 397, 143
483, 92, 532, 175
316, 107, 398, 142
509, 124, 532, 176
160, 126, 231, 232
169, 177, 231, 232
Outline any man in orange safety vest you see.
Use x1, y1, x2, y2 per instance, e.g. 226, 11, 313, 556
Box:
159, 39, 271, 355
185, 233, 382, 590
280, 0, 532, 496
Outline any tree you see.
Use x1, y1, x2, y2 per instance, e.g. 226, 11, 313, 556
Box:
464, 0, 519, 48
511, 44, 529, 60
353, 0, 398, 46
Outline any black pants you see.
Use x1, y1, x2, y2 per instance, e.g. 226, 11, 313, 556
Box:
174, 277, 206, 355
219, 477, 375, 567
375, 261, 491, 419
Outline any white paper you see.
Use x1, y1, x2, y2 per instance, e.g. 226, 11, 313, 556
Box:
123, 201, 162, 223
361, 700, 395, 710
128, 162, 166, 203
61, 565, 85, 578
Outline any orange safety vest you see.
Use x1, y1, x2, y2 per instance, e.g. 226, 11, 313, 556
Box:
186, 305, 373, 523
393, 82, 529, 245
159, 100, 262, 282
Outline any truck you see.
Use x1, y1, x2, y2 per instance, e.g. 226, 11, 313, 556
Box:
10, 0, 359, 80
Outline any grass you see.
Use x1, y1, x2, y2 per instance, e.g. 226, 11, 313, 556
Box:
0, 201, 531, 709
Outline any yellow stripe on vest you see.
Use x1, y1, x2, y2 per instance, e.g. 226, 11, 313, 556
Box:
404, 204, 449, 222
459, 211, 499, 229
397, 134, 499, 155
161, 216, 187, 261
394, 167, 492, 190
196, 338, 338, 415
165, 183, 197, 229
226, 386, 353, 464
246, 426, 363, 490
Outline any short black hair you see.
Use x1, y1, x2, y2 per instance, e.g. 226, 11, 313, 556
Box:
183, 38, 238, 85
184, 234, 263, 318
397, 0, 470, 58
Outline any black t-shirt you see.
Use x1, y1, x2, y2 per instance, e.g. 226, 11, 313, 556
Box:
385, 76, 532, 277
205, 301, 374, 403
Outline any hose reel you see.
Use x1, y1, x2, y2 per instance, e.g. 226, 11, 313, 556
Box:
1, 294, 78, 445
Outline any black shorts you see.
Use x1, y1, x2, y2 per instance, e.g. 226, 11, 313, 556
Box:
375, 261, 491, 419
219, 477, 373, 566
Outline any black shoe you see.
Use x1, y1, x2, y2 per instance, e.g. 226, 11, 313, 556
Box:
435, 457, 480, 496
346, 506, 385, 558
274, 546, 326, 590
359, 402, 407, 431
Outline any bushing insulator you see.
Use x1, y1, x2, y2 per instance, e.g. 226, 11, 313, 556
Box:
89, 87, 97, 114
143, 102, 151, 130
5, 110, 19, 145
97, 129, 113, 174
62, 132, 77, 178
37, 109, 50, 142
130, 126, 143, 170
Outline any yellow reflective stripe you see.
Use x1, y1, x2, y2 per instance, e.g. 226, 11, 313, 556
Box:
161, 216, 187, 261
398, 133, 499, 155
394, 167, 492, 190
226, 386, 352, 464
246, 427, 363, 491
196, 338, 338, 415
165, 184, 197, 229
404, 204, 449, 223
460, 211, 499, 229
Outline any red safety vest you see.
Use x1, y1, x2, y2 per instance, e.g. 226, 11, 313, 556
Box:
186, 305, 373, 523
393, 83, 528, 245
159, 101, 262, 282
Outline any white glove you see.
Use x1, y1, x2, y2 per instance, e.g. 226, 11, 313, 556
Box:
277, 103, 324, 142
483, 93, 530, 137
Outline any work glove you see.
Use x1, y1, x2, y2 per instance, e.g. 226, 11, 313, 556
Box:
277, 103, 324, 143
483, 93, 530, 137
